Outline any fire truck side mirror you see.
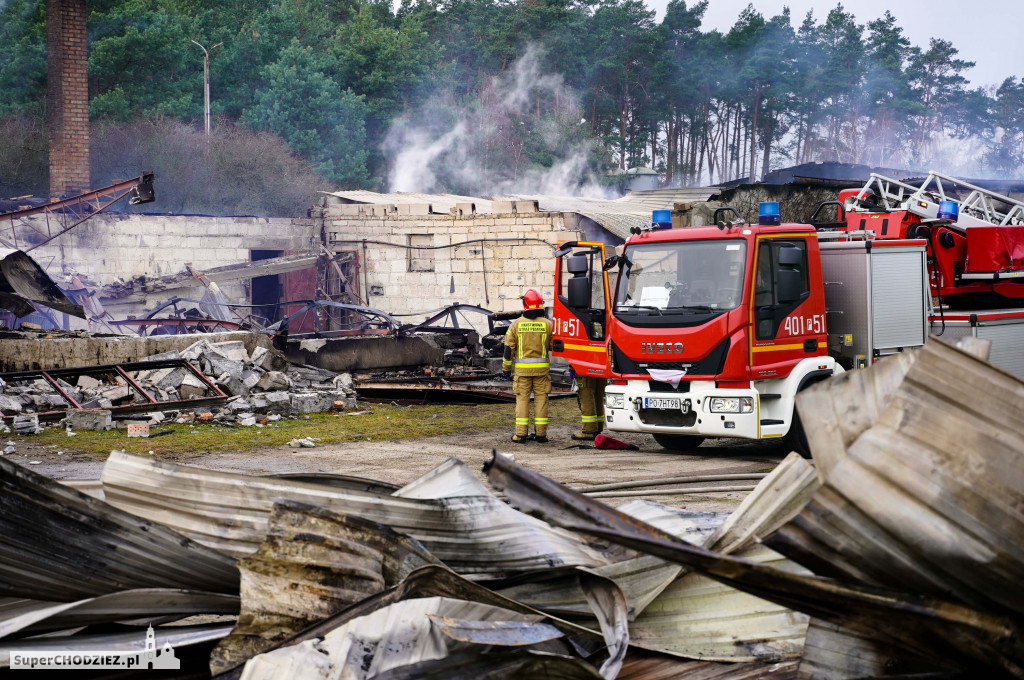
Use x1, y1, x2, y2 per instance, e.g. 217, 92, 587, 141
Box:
777, 246, 802, 267
567, 277, 590, 308
565, 254, 592, 308
776, 246, 804, 304
566, 255, 589, 274
777, 270, 802, 304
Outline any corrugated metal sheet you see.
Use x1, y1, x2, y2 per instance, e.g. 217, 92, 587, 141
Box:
392, 456, 494, 498
209, 499, 440, 674
621, 187, 723, 209
0, 589, 238, 639
240, 596, 609, 680
0, 457, 239, 602
796, 351, 917, 481
291, 564, 606, 647
518, 195, 652, 240
335, 648, 607, 680
101, 452, 610, 574
775, 339, 1024, 615
326, 190, 492, 214
488, 459, 815, 662
618, 652, 798, 680
217, 565, 610, 680
489, 503, 725, 620
704, 453, 820, 555
629, 544, 809, 662
485, 452, 1024, 678
624, 455, 816, 662
797, 617, 945, 679
59, 478, 104, 499
238, 560, 629, 680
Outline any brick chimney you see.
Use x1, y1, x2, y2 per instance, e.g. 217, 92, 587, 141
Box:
46, 0, 90, 197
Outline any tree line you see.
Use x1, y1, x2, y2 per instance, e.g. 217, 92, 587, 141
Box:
1, 0, 1022, 207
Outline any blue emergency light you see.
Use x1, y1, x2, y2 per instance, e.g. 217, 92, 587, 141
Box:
758, 202, 781, 225
652, 209, 672, 229
937, 200, 959, 222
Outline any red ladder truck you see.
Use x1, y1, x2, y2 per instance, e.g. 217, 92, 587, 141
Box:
830, 171, 1024, 377
552, 203, 936, 453
834, 170, 1024, 304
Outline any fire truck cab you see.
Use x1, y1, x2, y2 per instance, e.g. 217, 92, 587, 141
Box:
553, 204, 931, 452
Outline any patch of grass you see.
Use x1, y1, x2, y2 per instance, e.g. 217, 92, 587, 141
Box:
17, 399, 581, 457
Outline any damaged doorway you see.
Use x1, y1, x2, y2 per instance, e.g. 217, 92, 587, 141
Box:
250, 249, 318, 332
318, 250, 364, 332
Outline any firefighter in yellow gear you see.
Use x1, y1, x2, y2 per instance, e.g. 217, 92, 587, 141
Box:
572, 375, 606, 441
502, 289, 553, 443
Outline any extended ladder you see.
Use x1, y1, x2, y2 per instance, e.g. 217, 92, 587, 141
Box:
850, 171, 1024, 229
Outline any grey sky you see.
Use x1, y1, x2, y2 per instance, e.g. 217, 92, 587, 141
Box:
644, 0, 1021, 89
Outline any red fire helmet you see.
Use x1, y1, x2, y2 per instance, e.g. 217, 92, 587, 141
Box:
522, 289, 544, 310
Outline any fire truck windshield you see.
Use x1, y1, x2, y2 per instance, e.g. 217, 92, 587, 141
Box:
614, 239, 746, 324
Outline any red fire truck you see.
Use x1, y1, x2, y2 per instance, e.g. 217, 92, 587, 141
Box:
552, 202, 954, 453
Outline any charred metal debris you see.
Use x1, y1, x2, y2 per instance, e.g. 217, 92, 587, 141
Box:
1, 329, 1020, 677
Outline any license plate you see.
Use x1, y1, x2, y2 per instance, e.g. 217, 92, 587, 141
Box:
644, 397, 681, 410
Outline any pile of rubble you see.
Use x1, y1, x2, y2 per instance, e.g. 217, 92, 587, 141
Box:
0, 339, 357, 431
157, 339, 357, 423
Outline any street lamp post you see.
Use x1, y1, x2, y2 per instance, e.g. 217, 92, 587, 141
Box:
191, 40, 223, 136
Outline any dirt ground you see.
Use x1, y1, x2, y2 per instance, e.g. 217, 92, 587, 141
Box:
14, 412, 792, 513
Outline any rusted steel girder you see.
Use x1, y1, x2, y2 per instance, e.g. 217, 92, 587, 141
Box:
0, 358, 228, 422
0, 172, 154, 252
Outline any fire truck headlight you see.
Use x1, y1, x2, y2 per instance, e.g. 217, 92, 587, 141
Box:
606, 393, 624, 409
709, 397, 753, 413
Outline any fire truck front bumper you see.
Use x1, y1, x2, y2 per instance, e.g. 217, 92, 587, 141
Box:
603, 381, 761, 440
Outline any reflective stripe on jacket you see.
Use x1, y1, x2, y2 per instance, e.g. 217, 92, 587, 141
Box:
503, 316, 553, 376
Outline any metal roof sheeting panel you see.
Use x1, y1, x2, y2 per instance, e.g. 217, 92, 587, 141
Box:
326, 190, 493, 214
484, 451, 1024, 678
101, 452, 611, 575
776, 339, 1024, 615
0, 589, 238, 640
0, 457, 239, 602
209, 499, 440, 674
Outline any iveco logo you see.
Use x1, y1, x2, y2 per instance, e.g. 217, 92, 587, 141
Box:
641, 342, 684, 354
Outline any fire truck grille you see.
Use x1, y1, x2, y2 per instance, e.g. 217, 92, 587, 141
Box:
649, 381, 690, 393
638, 409, 698, 427
612, 338, 730, 376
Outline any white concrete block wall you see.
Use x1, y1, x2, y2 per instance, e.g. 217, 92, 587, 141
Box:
16, 213, 316, 322
327, 211, 582, 337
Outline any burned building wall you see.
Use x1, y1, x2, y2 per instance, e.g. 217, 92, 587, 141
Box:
14, 213, 317, 322
323, 199, 584, 336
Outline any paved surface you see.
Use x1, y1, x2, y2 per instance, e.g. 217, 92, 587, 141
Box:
22, 418, 792, 512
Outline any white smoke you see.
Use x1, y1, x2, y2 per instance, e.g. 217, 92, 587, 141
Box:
915, 134, 994, 179
387, 122, 468, 194
384, 45, 612, 198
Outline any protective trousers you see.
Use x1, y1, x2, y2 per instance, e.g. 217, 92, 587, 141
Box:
577, 376, 606, 435
514, 374, 550, 437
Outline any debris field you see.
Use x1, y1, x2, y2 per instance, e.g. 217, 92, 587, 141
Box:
0, 337, 1021, 679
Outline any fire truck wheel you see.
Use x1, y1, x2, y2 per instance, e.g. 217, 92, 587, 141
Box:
652, 434, 706, 451
784, 408, 812, 459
